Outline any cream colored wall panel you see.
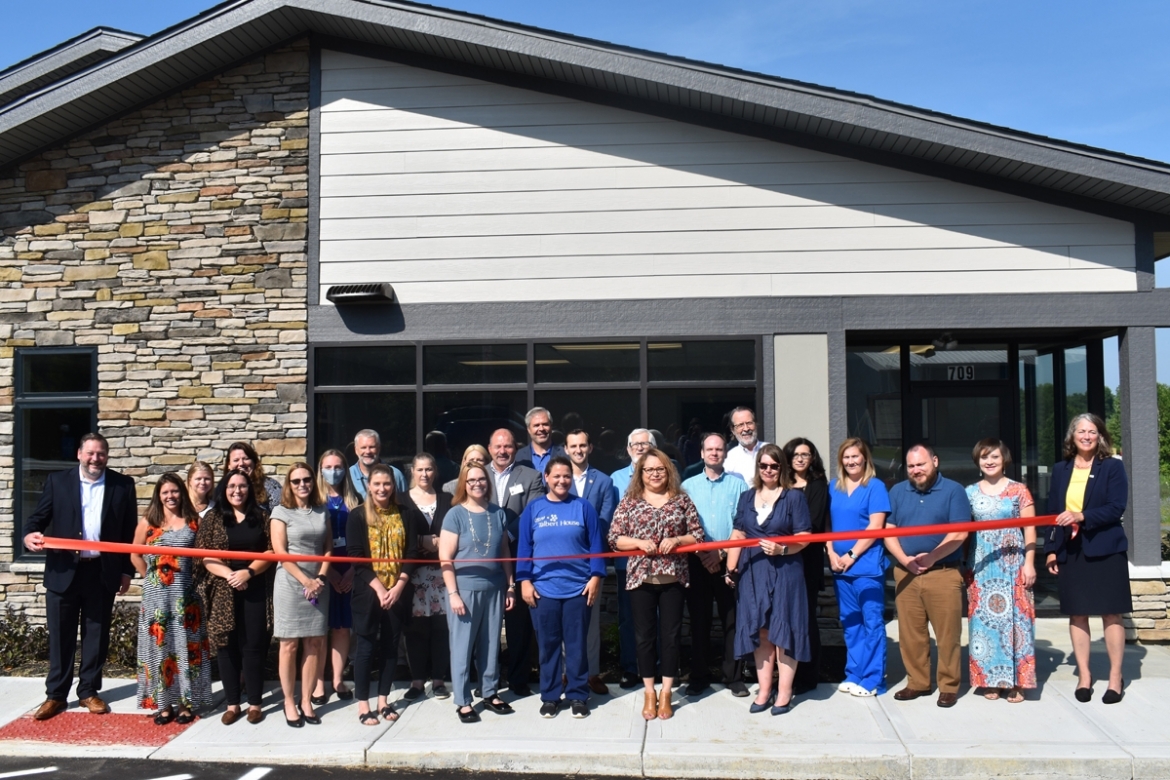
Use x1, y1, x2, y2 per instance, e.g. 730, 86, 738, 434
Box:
774, 335, 830, 454
317, 247, 1086, 282
320, 102, 669, 133
319, 186, 1037, 220
321, 122, 769, 155
319, 223, 1123, 262
318, 49, 1137, 297
317, 266, 1134, 305
320, 84, 570, 112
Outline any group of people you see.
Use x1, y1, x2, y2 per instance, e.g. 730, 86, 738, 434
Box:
21, 407, 1132, 729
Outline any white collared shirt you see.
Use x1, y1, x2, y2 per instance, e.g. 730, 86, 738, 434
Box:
573, 470, 588, 497
491, 461, 515, 503
79, 466, 106, 559
724, 440, 768, 483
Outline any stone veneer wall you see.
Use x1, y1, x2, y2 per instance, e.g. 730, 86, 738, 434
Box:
1126, 577, 1170, 642
0, 40, 311, 617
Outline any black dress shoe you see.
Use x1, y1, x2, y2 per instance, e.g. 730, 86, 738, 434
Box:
403, 686, 425, 701
335, 686, 354, 701
509, 685, 532, 698
310, 694, 328, 706
286, 714, 304, 728
483, 697, 514, 714
301, 709, 321, 725
727, 681, 750, 698
619, 673, 640, 690
684, 681, 710, 697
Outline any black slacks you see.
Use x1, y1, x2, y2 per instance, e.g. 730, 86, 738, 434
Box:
354, 602, 406, 700
685, 554, 742, 686
629, 581, 685, 679
405, 613, 450, 682
45, 559, 116, 701
218, 586, 269, 707
505, 597, 535, 688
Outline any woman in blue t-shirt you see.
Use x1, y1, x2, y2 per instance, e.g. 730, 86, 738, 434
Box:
827, 438, 891, 697
515, 456, 606, 719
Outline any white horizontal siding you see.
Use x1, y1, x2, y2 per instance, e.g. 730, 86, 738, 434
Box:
319, 49, 1137, 304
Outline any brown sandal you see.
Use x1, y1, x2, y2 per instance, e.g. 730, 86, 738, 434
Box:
1005, 687, 1025, 703
642, 689, 657, 721
981, 688, 1001, 701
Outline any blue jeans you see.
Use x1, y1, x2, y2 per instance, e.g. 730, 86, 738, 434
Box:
835, 574, 887, 693
530, 593, 590, 702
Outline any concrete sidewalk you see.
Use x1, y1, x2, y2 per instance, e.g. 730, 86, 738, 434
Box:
0, 618, 1167, 779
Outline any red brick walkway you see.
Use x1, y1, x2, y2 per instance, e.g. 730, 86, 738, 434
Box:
0, 710, 197, 747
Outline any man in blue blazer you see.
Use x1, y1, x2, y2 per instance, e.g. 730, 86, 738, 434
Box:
23, 432, 138, 720
565, 429, 615, 696
515, 407, 565, 476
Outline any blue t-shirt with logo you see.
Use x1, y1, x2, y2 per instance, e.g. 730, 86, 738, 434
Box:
514, 495, 606, 600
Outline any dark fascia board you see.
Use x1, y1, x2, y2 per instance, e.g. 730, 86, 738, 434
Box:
0, 27, 142, 108
4, 0, 1170, 219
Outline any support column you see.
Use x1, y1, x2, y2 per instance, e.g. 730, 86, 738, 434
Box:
1118, 327, 1162, 565
828, 330, 848, 480
773, 334, 829, 457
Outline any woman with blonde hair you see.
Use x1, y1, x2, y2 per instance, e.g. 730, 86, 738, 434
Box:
1045, 413, 1130, 704
311, 448, 361, 705
609, 448, 704, 721
442, 444, 489, 495
826, 438, 891, 698
270, 462, 331, 727
186, 461, 216, 518
440, 462, 515, 723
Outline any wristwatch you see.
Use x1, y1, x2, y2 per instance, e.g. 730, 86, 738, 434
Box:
779, 544, 789, 556
845, 550, 856, 559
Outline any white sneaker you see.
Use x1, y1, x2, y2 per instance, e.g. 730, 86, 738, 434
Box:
850, 687, 877, 697
838, 681, 862, 695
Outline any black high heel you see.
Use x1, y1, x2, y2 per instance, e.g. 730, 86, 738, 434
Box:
749, 687, 776, 714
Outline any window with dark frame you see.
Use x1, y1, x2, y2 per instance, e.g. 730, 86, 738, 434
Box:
13, 349, 98, 556
311, 339, 760, 475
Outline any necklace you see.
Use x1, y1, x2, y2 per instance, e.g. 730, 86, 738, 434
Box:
467, 507, 492, 557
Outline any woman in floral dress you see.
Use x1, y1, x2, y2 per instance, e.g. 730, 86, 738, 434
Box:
132, 473, 212, 724
965, 438, 1037, 703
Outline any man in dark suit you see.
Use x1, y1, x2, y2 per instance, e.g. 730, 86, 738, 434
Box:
23, 432, 138, 720
565, 429, 615, 696
514, 407, 565, 476
488, 428, 544, 696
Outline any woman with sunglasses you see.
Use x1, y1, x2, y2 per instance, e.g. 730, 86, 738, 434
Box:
608, 448, 704, 721
271, 462, 332, 727
725, 444, 811, 716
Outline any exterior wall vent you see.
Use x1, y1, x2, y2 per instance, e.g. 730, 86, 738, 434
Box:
326, 283, 395, 304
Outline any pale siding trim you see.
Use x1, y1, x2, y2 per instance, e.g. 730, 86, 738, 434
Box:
774, 335, 831, 455
318, 49, 1138, 304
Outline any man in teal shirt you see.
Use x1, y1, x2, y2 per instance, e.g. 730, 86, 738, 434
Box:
681, 433, 749, 697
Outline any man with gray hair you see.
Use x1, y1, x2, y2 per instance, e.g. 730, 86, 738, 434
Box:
515, 406, 564, 475
723, 407, 768, 483
348, 428, 406, 499
609, 428, 656, 688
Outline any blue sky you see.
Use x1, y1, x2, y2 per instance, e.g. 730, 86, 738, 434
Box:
4, 0, 1169, 382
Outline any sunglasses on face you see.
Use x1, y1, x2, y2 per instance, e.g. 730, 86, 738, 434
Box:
758, 462, 781, 472
290, 477, 313, 486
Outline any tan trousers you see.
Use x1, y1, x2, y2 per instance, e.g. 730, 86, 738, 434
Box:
893, 565, 963, 694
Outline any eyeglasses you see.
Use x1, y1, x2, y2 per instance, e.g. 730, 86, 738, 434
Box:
289, 478, 313, 486
629, 441, 651, 450
642, 467, 667, 476
465, 478, 488, 485
758, 462, 781, 472
732, 421, 755, 431
790, 452, 812, 460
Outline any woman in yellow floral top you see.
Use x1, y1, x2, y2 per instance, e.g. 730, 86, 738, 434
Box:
608, 449, 704, 722
347, 464, 421, 726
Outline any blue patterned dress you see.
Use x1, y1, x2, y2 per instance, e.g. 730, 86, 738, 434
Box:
964, 481, 1037, 690
136, 523, 213, 712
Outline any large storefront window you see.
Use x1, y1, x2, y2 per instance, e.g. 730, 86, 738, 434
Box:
845, 345, 902, 484
14, 349, 97, 555
311, 339, 760, 474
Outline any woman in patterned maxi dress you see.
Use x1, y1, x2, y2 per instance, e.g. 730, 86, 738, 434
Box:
965, 438, 1037, 704
132, 473, 212, 724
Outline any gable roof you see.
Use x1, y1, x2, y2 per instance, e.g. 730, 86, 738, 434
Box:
0, 26, 142, 109
3, 0, 1170, 225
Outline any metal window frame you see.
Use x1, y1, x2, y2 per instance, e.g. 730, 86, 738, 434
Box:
308, 336, 763, 458
13, 347, 98, 560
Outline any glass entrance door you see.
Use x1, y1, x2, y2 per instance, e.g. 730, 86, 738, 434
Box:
906, 386, 1016, 487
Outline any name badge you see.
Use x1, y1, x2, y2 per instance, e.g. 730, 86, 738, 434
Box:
509, 483, 525, 496
333, 536, 346, 548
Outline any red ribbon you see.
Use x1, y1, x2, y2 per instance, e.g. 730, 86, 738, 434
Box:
41, 514, 1059, 565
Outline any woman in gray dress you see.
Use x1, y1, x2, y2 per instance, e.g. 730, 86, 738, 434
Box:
271, 461, 332, 728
